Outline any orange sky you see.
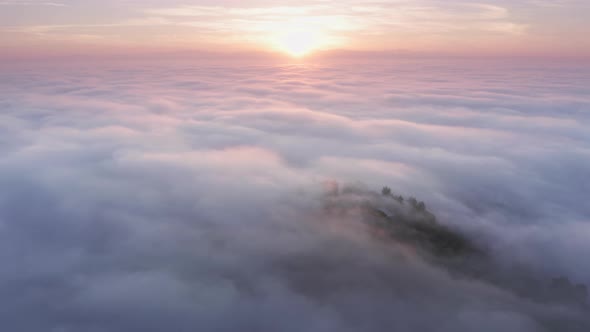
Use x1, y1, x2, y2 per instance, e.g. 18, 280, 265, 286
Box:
1, 0, 589, 59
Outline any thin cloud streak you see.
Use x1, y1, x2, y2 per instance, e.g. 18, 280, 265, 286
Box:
0, 0, 588, 57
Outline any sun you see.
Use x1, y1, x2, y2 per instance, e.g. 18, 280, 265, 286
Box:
262, 16, 345, 57
273, 29, 321, 57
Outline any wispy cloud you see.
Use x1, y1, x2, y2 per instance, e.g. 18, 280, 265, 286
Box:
0, 1, 65, 6
0, 1, 560, 55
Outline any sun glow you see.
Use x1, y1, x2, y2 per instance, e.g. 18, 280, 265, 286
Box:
264, 16, 341, 57
272, 29, 323, 57
258, 13, 351, 58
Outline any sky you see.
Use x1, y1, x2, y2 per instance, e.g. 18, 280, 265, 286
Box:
1, 1, 590, 332
1, 0, 590, 58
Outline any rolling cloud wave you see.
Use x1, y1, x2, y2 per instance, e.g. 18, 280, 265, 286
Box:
0, 59, 589, 331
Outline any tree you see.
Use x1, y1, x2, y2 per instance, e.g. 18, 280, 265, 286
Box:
416, 201, 426, 211
382, 187, 392, 196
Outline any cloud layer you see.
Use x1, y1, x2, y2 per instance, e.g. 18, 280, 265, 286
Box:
0, 58, 589, 331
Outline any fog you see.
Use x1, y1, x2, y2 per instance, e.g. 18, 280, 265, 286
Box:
0, 58, 589, 331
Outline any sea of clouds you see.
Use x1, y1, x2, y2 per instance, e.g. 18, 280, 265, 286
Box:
0, 57, 589, 331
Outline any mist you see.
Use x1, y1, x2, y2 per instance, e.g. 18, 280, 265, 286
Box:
0, 58, 589, 331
